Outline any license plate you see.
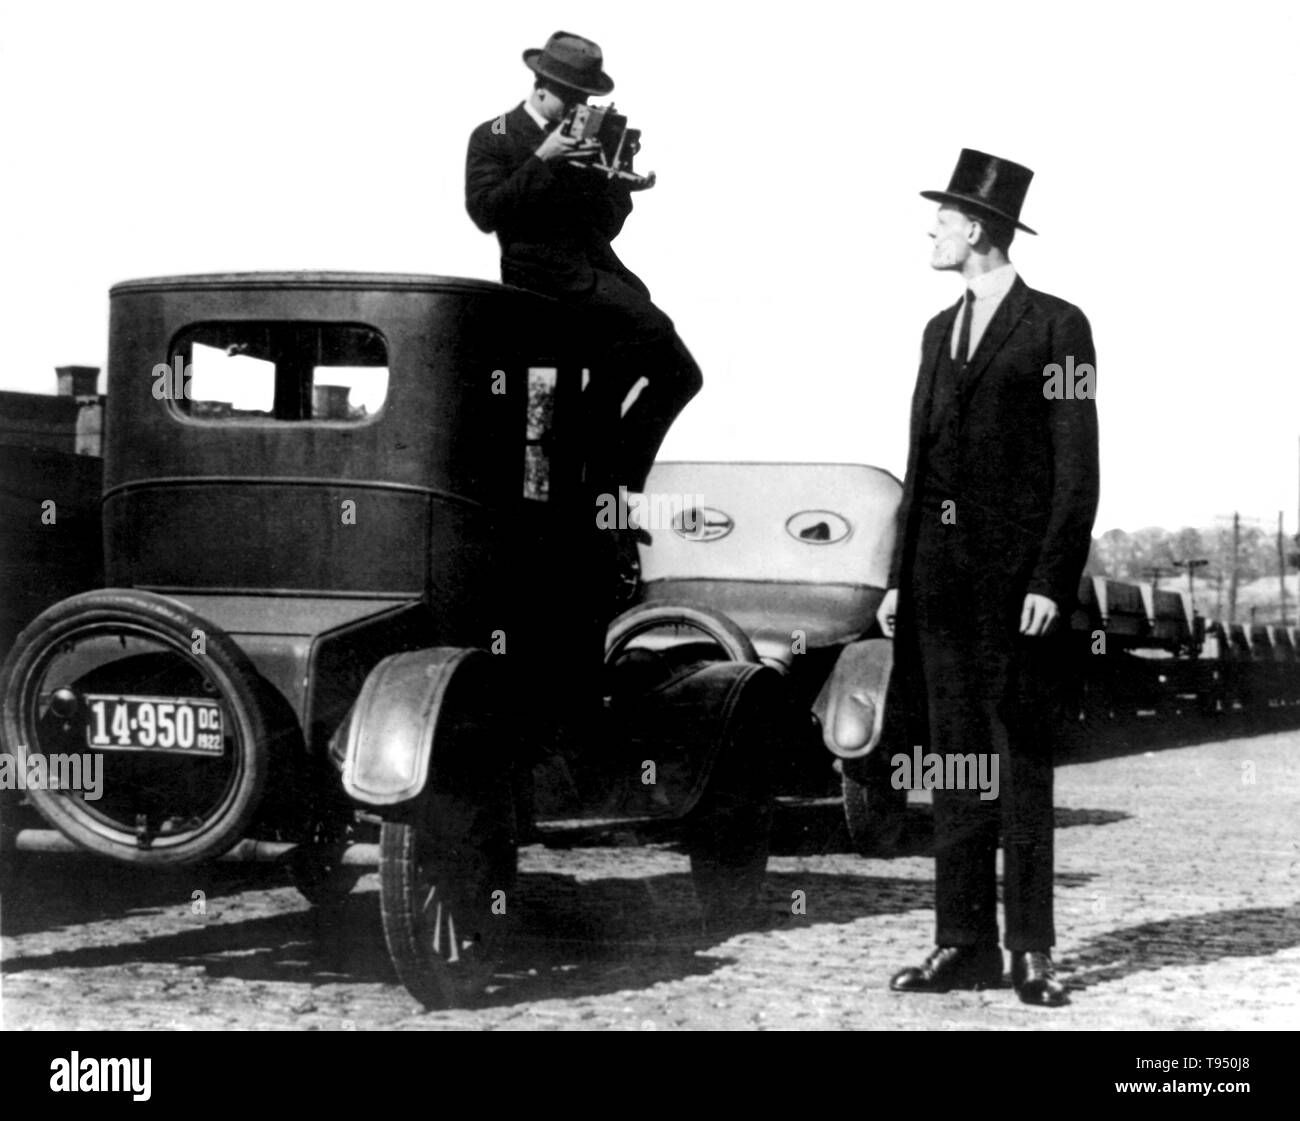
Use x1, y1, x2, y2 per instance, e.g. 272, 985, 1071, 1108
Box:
83, 694, 225, 756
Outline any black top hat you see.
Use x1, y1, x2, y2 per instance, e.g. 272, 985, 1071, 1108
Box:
523, 31, 615, 96
921, 149, 1037, 235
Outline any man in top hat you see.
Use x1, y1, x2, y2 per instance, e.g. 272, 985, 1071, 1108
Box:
876, 150, 1099, 1005
465, 31, 703, 528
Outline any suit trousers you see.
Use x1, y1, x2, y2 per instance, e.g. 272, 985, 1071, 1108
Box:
570, 269, 703, 495
908, 505, 1058, 951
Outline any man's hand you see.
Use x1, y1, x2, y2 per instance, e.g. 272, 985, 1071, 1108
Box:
877, 588, 899, 638
1019, 593, 1059, 637
534, 131, 601, 163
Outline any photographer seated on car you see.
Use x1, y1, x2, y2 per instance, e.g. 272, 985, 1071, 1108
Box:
465, 30, 703, 600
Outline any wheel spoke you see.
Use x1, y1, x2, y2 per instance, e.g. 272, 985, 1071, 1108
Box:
428, 898, 444, 957
445, 912, 460, 964
420, 883, 439, 916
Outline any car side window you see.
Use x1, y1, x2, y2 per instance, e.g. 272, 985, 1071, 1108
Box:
166, 322, 389, 422
524, 366, 556, 500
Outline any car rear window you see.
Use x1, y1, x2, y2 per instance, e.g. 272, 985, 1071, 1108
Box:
164, 322, 388, 422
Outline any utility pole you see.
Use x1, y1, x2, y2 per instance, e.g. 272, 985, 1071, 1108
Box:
1145, 566, 1171, 591
1174, 557, 1208, 612
1278, 511, 1289, 627
1228, 511, 1240, 624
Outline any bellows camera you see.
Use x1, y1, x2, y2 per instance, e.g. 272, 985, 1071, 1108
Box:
560, 103, 653, 187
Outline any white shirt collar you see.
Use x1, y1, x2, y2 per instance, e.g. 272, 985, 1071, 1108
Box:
966, 263, 1018, 301
522, 98, 549, 131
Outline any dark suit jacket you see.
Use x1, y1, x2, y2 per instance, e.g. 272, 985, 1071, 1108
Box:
465, 103, 642, 298
888, 275, 1100, 613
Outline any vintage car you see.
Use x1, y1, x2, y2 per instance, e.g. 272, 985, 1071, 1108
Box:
611, 460, 908, 850
0, 272, 786, 1008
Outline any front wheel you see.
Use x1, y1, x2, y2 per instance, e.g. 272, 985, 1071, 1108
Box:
376, 667, 518, 1010
379, 783, 516, 1009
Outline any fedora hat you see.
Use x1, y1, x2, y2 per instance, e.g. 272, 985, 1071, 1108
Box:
523, 31, 614, 96
921, 148, 1038, 235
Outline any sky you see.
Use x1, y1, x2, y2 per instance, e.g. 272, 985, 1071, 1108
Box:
2, 0, 1296, 534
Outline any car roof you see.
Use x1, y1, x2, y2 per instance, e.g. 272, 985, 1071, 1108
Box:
110, 272, 511, 297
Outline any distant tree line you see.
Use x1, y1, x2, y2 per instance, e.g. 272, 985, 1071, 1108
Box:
1087, 523, 1288, 585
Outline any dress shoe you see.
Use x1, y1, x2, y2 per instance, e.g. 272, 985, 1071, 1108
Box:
1011, 950, 1069, 1006
889, 945, 1003, 992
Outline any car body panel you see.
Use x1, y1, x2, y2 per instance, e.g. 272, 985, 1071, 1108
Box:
638, 461, 901, 664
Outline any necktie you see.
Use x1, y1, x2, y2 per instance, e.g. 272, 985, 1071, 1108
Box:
955, 288, 975, 367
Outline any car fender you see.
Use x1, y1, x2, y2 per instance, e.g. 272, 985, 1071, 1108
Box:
813, 638, 893, 759
605, 659, 786, 820
338, 646, 490, 806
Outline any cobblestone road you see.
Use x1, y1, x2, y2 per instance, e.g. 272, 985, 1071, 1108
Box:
3, 720, 1298, 1030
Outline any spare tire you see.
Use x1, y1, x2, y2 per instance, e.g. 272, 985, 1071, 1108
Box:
1, 589, 271, 865
605, 602, 759, 667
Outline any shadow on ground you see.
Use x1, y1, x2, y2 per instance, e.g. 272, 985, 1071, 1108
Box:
768, 798, 1129, 859
1060, 705, 1300, 764
2, 797, 1131, 944
2, 859, 943, 1009
1060, 903, 1300, 991
1, 856, 291, 937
